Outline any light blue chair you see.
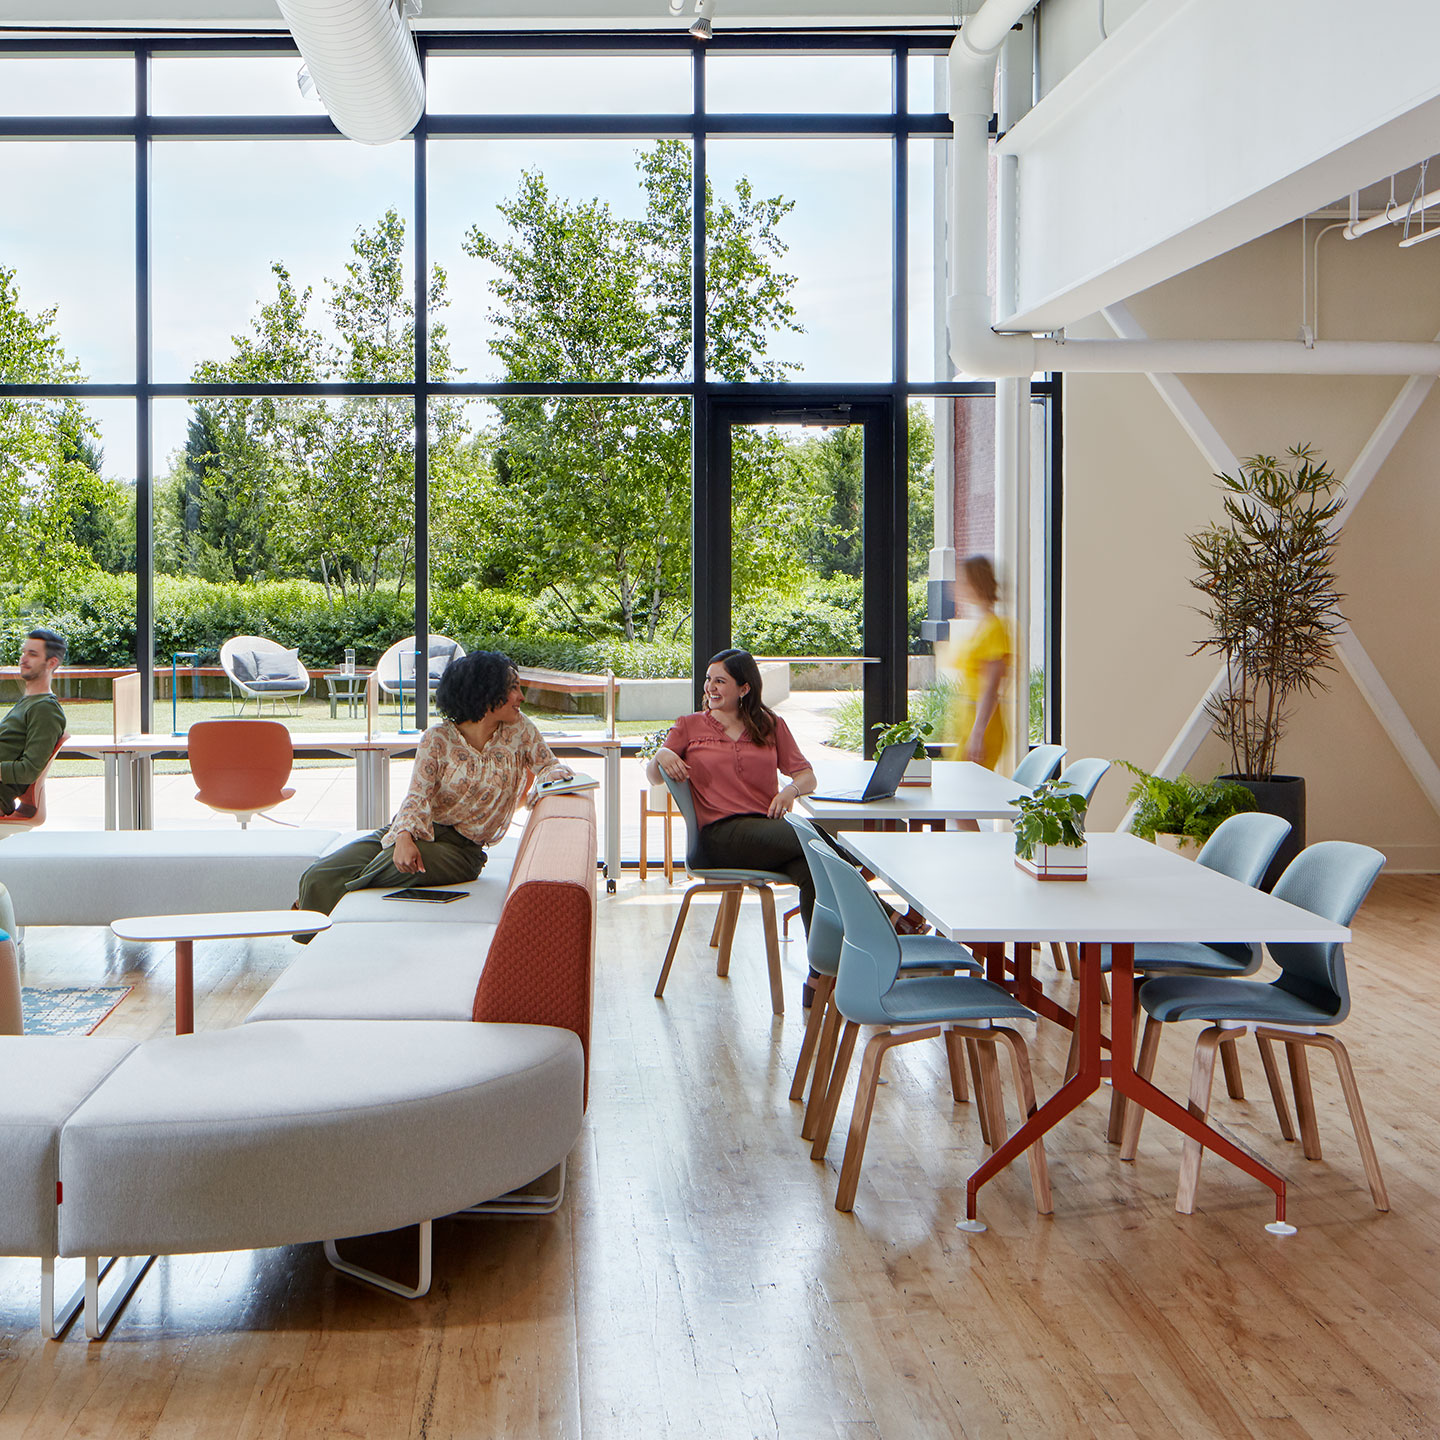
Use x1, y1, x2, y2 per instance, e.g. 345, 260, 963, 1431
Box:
806, 842, 1052, 1215
1133, 841, 1387, 1214
784, 813, 981, 1138
653, 775, 793, 1016
1111, 812, 1290, 1148
1010, 743, 1066, 789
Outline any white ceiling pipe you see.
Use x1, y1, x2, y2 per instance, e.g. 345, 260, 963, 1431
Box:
1345, 185, 1440, 239
945, 1, 1440, 379
275, 0, 424, 146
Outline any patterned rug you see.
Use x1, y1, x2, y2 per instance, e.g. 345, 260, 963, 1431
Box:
21, 986, 131, 1036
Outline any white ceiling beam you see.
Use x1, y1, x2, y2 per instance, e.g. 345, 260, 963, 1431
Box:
999, 0, 1440, 332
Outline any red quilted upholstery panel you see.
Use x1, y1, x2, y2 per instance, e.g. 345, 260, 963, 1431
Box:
473, 799, 597, 1105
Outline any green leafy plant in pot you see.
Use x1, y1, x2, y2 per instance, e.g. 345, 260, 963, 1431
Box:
1188, 445, 1344, 887
1012, 779, 1089, 879
1117, 761, 1258, 851
871, 718, 934, 785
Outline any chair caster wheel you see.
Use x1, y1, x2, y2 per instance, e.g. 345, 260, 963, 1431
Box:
606, 879, 616, 894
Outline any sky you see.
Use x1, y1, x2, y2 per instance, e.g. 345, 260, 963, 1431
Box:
0, 50, 953, 481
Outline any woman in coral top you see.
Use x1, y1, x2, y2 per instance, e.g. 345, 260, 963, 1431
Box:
647, 648, 819, 933
937, 554, 1014, 770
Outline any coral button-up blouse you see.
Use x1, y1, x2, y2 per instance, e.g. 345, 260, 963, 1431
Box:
662, 710, 811, 831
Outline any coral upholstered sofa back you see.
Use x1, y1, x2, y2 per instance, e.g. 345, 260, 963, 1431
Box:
471, 792, 597, 1103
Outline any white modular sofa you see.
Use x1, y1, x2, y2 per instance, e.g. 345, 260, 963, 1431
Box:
0, 792, 597, 1338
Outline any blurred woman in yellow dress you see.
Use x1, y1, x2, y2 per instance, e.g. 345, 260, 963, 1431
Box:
937, 555, 1013, 770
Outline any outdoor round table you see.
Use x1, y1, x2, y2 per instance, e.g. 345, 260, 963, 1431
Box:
110, 909, 332, 1034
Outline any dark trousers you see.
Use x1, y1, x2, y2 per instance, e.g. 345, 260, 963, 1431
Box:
296, 823, 487, 917
697, 813, 814, 933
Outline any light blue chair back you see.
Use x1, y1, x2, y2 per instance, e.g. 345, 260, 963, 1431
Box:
785, 813, 842, 975
1192, 812, 1293, 966
1011, 744, 1066, 789
661, 773, 707, 870
807, 841, 904, 1025
1056, 757, 1110, 806
1268, 841, 1385, 1023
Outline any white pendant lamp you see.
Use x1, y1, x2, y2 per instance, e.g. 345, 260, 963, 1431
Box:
274, 0, 424, 146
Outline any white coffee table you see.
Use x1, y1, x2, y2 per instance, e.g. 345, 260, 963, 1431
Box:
111, 909, 331, 1035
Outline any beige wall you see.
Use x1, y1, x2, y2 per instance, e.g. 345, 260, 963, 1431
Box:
1063, 221, 1440, 869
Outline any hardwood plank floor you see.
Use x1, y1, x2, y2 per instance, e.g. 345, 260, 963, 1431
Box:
1, 873, 1437, 1438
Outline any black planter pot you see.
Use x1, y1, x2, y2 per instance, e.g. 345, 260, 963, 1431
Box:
1224, 774, 1305, 892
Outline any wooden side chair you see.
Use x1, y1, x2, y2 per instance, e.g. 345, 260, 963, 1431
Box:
1132, 840, 1387, 1214
653, 775, 791, 1016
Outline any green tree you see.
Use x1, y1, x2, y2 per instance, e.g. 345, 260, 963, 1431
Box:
458, 140, 803, 641
0, 264, 119, 601
195, 210, 463, 601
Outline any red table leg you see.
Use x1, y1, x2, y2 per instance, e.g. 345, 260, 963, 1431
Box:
1106, 943, 1288, 1226
174, 939, 194, 1035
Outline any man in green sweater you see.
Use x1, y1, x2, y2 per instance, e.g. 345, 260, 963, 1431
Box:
0, 628, 67, 817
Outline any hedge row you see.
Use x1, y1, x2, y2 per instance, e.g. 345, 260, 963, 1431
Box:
0, 573, 928, 677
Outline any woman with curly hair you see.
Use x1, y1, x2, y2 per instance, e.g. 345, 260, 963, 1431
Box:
647, 648, 818, 932
296, 650, 572, 916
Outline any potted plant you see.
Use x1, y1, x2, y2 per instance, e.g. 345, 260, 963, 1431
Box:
871, 719, 934, 786
638, 728, 673, 807
1117, 761, 1258, 854
1188, 444, 1345, 886
1012, 779, 1089, 880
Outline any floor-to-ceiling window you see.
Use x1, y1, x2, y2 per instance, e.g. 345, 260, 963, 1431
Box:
0, 33, 1057, 829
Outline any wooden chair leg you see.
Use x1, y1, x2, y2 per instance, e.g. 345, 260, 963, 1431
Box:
810, 1021, 859, 1160
758, 886, 784, 1017
1049, 940, 1067, 973
654, 888, 698, 998
715, 891, 741, 977
987, 1024, 1053, 1215
966, 1037, 995, 1148
943, 1025, 970, 1104
708, 897, 727, 948
782, 903, 800, 938
1219, 1034, 1246, 1100
1256, 1034, 1297, 1142
1062, 1024, 1080, 1085
1285, 1039, 1324, 1161
1176, 1026, 1224, 1214
1119, 1013, 1163, 1161
663, 801, 675, 883
1106, 982, 1141, 1144
835, 1030, 907, 1212
802, 998, 844, 1141
1308, 1032, 1390, 1212
638, 794, 649, 881
973, 1037, 1008, 1156
1066, 942, 1081, 980
790, 974, 834, 1103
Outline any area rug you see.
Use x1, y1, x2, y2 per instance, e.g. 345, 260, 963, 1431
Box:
21, 986, 131, 1036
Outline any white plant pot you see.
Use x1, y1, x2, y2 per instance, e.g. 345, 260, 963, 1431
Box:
1015, 842, 1088, 881
1153, 831, 1196, 857
901, 754, 932, 787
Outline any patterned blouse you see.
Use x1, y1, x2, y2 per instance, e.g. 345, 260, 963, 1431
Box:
386, 717, 566, 848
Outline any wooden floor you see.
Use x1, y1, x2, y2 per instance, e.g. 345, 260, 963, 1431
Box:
1, 874, 1438, 1439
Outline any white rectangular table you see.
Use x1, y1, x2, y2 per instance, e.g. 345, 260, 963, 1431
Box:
800, 759, 1025, 827
837, 831, 1348, 1228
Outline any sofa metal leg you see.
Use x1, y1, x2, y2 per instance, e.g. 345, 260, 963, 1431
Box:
324, 1219, 432, 1300
462, 1160, 567, 1218
40, 1255, 85, 1340
83, 1253, 155, 1340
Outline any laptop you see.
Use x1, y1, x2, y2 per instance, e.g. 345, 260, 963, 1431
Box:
810, 741, 915, 804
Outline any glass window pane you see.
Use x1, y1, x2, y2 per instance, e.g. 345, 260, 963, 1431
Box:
429, 138, 692, 383
427, 53, 692, 115
150, 55, 319, 116
707, 138, 891, 384
150, 140, 413, 383
0, 142, 134, 383
909, 137, 952, 383
705, 53, 891, 114
907, 52, 948, 113
0, 57, 133, 115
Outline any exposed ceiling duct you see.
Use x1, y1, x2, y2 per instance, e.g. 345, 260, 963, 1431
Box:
273, 0, 424, 146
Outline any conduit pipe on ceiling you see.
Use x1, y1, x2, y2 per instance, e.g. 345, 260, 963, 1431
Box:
946, 2, 1440, 378
275, 0, 424, 146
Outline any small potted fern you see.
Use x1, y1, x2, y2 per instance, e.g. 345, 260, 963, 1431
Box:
1012, 779, 1089, 880
639, 728, 673, 807
1117, 761, 1257, 854
871, 719, 934, 786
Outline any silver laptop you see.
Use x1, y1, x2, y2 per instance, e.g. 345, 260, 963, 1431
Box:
810, 742, 915, 804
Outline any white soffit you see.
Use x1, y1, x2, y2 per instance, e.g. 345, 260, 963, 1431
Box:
998, 0, 1440, 332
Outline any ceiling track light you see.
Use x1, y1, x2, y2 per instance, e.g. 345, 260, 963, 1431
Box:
689, 0, 715, 41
